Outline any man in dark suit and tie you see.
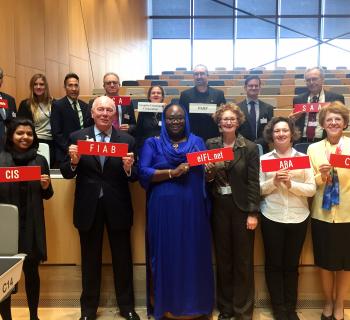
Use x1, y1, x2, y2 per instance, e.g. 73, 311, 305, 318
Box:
51, 73, 92, 164
179, 64, 226, 141
0, 67, 17, 150
89, 72, 136, 136
237, 75, 274, 153
291, 67, 345, 143
60, 96, 139, 320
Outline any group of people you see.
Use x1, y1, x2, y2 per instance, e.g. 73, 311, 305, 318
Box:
0, 64, 349, 320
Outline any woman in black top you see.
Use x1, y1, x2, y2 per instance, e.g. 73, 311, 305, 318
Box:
0, 118, 53, 320
135, 85, 165, 149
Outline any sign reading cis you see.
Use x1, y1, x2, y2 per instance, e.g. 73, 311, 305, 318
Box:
0, 99, 9, 109
77, 140, 128, 157
261, 156, 311, 172
329, 153, 350, 168
0, 166, 41, 182
186, 147, 234, 166
293, 102, 329, 113
112, 96, 131, 106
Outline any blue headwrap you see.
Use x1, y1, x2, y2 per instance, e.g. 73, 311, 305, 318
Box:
160, 104, 200, 166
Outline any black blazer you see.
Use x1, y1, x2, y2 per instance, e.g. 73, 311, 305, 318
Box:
206, 135, 260, 214
88, 98, 136, 136
51, 96, 92, 162
179, 86, 226, 141
237, 99, 273, 153
293, 90, 345, 138
135, 112, 162, 149
60, 126, 138, 231
0, 92, 16, 150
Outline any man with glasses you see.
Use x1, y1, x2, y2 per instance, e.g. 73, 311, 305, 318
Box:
89, 72, 136, 136
51, 73, 92, 164
238, 75, 273, 153
291, 67, 345, 143
0, 67, 17, 150
179, 64, 226, 141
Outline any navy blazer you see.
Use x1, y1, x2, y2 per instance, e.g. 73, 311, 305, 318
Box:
51, 96, 92, 162
60, 126, 138, 231
237, 99, 273, 153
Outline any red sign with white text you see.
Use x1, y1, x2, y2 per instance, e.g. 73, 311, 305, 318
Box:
112, 96, 131, 106
261, 156, 311, 172
77, 140, 128, 157
186, 148, 234, 167
293, 102, 329, 113
0, 166, 41, 182
0, 99, 8, 109
329, 153, 350, 169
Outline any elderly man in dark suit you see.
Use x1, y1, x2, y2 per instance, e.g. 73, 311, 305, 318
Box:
0, 67, 17, 150
51, 73, 92, 163
60, 96, 139, 320
291, 67, 345, 143
237, 75, 274, 153
88, 72, 136, 136
179, 64, 226, 141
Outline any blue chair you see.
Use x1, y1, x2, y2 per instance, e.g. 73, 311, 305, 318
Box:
294, 142, 311, 154
122, 80, 139, 86
295, 87, 308, 95
145, 75, 159, 80
208, 80, 225, 86
151, 80, 168, 86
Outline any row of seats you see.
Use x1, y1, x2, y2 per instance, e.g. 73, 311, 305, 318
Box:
115, 84, 350, 96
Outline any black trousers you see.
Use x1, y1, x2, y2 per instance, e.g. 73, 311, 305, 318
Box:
0, 256, 40, 320
261, 215, 308, 315
78, 199, 135, 317
212, 195, 255, 320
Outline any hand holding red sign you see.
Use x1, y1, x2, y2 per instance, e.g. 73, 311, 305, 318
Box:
261, 156, 311, 172
273, 169, 291, 188
0, 166, 41, 182
69, 144, 81, 165
122, 152, 135, 172
0, 99, 8, 109
112, 96, 131, 106
171, 163, 190, 177
40, 174, 51, 190
186, 147, 234, 166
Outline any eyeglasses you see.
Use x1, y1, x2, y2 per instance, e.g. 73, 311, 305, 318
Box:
305, 77, 321, 83
166, 116, 185, 123
193, 72, 207, 77
104, 81, 120, 86
221, 118, 238, 123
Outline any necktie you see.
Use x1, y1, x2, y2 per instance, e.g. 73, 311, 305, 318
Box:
306, 96, 318, 140
112, 107, 120, 130
248, 101, 257, 140
99, 132, 106, 168
72, 101, 83, 128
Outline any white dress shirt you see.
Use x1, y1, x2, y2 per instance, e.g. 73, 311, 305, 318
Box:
260, 148, 316, 223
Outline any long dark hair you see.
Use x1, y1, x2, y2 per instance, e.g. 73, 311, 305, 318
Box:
5, 118, 39, 152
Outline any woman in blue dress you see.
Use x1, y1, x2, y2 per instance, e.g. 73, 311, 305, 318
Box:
139, 103, 214, 320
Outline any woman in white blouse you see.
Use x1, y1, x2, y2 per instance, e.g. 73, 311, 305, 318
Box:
260, 117, 316, 320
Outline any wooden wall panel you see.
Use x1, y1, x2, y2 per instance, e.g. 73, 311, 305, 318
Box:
15, 0, 45, 71
89, 52, 106, 89
68, 0, 89, 60
1, 76, 17, 102
45, 59, 61, 99
0, 0, 16, 77
44, 0, 69, 65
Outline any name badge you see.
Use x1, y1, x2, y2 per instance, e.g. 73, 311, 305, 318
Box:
307, 121, 318, 127
124, 114, 130, 120
189, 103, 217, 114
260, 118, 267, 124
138, 102, 163, 113
158, 121, 162, 126
219, 186, 232, 195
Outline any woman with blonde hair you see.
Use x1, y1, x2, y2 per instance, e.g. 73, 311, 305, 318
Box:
17, 74, 54, 166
